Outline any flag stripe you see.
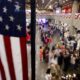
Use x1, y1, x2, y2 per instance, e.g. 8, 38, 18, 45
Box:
10, 37, 23, 80
3, 36, 16, 80
0, 59, 6, 80
0, 35, 10, 80
0, 72, 2, 80
20, 37, 28, 80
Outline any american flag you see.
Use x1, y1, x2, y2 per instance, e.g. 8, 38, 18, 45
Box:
0, 0, 28, 80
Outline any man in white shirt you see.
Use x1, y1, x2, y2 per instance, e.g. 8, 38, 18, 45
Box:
76, 39, 80, 51
45, 68, 52, 80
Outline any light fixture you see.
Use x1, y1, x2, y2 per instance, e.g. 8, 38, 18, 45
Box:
63, 0, 65, 3
49, 5, 52, 9
56, 9, 60, 14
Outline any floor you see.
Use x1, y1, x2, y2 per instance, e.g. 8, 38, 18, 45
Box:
27, 26, 61, 80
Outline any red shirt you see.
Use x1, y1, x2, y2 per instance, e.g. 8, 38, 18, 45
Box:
26, 33, 31, 41
48, 38, 52, 43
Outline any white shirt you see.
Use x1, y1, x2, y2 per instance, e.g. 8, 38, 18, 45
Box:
54, 49, 61, 56
45, 74, 52, 80
49, 51, 59, 65
76, 39, 80, 50
71, 55, 76, 64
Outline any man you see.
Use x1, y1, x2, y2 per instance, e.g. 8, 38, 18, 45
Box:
76, 38, 80, 55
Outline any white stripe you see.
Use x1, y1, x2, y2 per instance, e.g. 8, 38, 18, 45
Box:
0, 35, 11, 80
10, 37, 23, 80
0, 72, 2, 80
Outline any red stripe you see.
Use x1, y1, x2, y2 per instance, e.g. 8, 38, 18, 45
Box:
20, 37, 28, 80
3, 36, 16, 80
0, 59, 6, 80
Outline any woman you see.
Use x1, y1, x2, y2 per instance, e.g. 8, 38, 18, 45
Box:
49, 46, 57, 65
45, 68, 52, 80
43, 46, 50, 63
50, 63, 61, 80
39, 46, 44, 62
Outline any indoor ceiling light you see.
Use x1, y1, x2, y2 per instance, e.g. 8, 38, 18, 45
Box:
49, 5, 52, 9
66, 0, 68, 1
63, 0, 65, 3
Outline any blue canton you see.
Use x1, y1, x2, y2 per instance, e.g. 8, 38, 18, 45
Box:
0, 0, 26, 37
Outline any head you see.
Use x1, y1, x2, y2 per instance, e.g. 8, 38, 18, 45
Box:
45, 47, 50, 53
51, 46, 55, 52
40, 46, 42, 49
46, 68, 51, 74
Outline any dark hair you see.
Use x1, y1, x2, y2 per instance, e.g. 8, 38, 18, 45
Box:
46, 68, 51, 74
40, 46, 42, 49
54, 55, 57, 59
52, 46, 55, 51
27, 25, 31, 29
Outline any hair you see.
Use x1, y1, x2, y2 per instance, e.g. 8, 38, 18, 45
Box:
54, 55, 57, 59
42, 25, 44, 28
46, 68, 51, 74
40, 46, 42, 49
51, 46, 55, 51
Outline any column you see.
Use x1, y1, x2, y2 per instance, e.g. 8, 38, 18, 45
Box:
70, 0, 79, 35
72, 0, 79, 13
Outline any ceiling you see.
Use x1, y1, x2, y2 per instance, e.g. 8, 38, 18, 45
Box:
26, 0, 73, 10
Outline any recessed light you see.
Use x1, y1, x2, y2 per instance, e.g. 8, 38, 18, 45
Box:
49, 5, 52, 9
63, 0, 65, 3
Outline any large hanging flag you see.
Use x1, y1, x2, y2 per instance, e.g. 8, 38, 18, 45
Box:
0, 0, 28, 80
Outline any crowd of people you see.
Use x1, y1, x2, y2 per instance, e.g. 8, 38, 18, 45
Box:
39, 20, 80, 80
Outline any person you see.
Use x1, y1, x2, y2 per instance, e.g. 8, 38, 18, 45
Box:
49, 46, 57, 65
26, 25, 31, 43
63, 49, 70, 72
48, 36, 53, 47
44, 34, 49, 45
51, 73, 56, 80
57, 45, 65, 68
45, 68, 52, 80
70, 54, 76, 70
43, 46, 50, 63
39, 46, 44, 62
76, 38, 80, 55
50, 63, 61, 80
51, 73, 61, 80
26, 32, 31, 43
69, 39, 76, 53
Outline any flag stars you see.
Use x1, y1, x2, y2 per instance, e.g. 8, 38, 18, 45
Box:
15, 1, 19, 4
9, 16, 14, 22
3, 7, 7, 13
5, 25, 9, 30
15, 5, 20, 11
17, 25, 22, 31
0, 17, 3, 22
8, 0, 12, 2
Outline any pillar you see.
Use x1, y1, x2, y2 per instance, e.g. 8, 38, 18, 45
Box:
70, 0, 79, 36
72, 0, 79, 13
